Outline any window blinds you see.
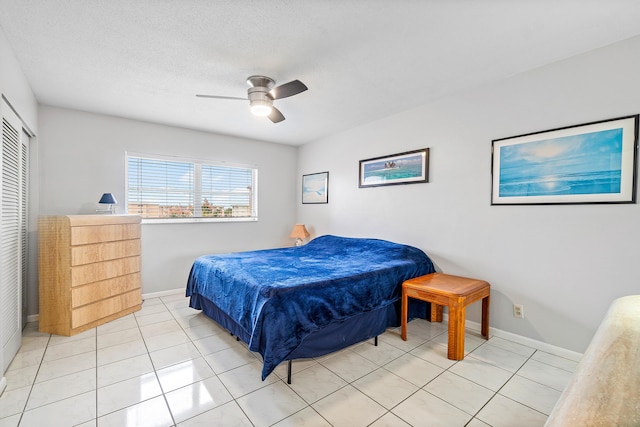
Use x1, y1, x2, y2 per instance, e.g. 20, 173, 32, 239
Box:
126, 154, 257, 220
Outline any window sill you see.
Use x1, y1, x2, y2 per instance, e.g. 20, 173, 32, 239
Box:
141, 217, 258, 225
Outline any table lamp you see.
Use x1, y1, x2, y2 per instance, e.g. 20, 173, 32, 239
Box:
289, 224, 310, 246
98, 193, 117, 214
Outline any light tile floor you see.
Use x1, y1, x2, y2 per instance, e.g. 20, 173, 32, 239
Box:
0, 293, 580, 427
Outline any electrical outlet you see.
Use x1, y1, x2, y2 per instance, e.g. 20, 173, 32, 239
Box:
513, 304, 524, 319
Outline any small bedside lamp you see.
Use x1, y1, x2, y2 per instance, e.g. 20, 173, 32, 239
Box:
289, 224, 310, 246
98, 193, 117, 214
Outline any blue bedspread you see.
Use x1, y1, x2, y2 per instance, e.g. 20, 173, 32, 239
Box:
186, 235, 434, 379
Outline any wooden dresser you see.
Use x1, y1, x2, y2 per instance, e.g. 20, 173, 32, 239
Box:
38, 215, 142, 336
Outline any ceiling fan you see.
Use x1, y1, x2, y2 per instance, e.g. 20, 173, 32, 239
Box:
196, 75, 308, 123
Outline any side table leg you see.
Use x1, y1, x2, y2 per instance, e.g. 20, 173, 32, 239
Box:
481, 295, 490, 339
448, 298, 465, 360
430, 303, 443, 322
401, 285, 408, 341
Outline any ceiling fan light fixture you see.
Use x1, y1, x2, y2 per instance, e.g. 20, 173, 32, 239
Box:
250, 99, 273, 116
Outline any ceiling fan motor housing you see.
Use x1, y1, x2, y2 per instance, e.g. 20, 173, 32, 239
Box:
246, 75, 275, 89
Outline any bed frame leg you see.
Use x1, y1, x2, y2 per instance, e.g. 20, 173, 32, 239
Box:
374, 336, 378, 346
287, 360, 292, 384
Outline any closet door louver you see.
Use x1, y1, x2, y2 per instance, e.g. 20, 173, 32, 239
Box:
20, 134, 27, 327
1, 104, 25, 373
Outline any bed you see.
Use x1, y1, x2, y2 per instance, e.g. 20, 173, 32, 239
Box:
186, 235, 435, 380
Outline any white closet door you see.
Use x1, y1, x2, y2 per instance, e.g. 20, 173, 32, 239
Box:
1, 101, 25, 373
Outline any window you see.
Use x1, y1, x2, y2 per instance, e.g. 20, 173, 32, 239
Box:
126, 153, 257, 222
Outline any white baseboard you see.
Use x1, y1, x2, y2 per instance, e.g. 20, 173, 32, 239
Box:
25, 289, 184, 325
489, 326, 582, 361
142, 288, 184, 300
443, 313, 583, 362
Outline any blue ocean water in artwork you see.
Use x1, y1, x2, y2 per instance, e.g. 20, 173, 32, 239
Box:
499, 128, 623, 197
363, 154, 423, 183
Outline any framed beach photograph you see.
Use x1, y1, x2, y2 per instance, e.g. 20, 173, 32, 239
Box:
302, 171, 329, 204
359, 148, 429, 188
491, 115, 638, 205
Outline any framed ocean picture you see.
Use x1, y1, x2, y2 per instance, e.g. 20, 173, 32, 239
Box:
491, 115, 638, 205
359, 148, 429, 188
302, 171, 329, 204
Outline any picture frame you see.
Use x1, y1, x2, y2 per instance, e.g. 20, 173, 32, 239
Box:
302, 171, 329, 204
359, 148, 429, 188
491, 115, 638, 205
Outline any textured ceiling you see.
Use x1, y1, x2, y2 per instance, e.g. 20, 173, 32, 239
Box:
2, 1, 640, 145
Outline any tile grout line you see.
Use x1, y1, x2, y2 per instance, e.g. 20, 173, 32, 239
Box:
146, 297, 178, 427
168, 298, 230, 426
465, 347, 539, 425
164, 295, 258, 427
16, 329, 51, 425
95, 326, 98, 425
374, 331, 545, 426
93, 305, 164, 424
323, 328, 461, 426
383, 333, 480, 426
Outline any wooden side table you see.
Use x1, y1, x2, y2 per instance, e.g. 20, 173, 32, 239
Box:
401, 273, 490, 360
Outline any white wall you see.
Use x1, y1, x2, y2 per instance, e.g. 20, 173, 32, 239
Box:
37, 106, 298, 303
0, 25, 40, 316
297, 35, 640, 353
0, 24, 38, 390
0, 26, 37, 132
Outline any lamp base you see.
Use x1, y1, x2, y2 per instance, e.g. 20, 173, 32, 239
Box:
295, 238, 303, 247
97, 204, 116, 214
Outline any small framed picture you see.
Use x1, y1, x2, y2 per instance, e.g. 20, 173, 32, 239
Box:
302, 171, 329, 204
359, 148, 429, 188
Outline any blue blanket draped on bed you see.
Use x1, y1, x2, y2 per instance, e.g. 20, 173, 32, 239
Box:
186, 235, 434, 379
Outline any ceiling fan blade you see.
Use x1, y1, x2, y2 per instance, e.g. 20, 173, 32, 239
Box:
196, 94, 247, 100
269, 80, 308, 100
268, 107, 285, 123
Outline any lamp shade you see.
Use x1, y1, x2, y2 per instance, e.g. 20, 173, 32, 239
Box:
98, 193, 117, 204
289, 224, 310, 239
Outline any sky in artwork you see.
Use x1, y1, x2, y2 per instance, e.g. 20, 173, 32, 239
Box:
500, 128, 623, 178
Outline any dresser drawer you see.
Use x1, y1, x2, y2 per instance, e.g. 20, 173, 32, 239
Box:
71, 289, 142, 329
71, 273, 141, 307
70, 223, 141, 245
71, 256, 141, 286
71, 239, 141, 266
